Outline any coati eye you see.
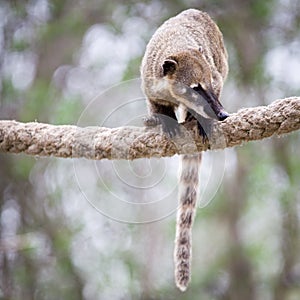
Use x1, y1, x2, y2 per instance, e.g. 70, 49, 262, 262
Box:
162, 59, 178, 76
198, 46, 203, 53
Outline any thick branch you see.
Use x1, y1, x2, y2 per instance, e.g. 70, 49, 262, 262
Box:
0, 97, 299, 160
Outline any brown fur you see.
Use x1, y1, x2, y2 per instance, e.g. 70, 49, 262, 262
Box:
141, 9, 228, 126
141, 9, 228, 291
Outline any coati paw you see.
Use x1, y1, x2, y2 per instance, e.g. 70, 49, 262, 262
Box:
186, 112, 210, 142
143, 114, 180, 138
161, 117, 181, 138
197, 122, 209, 142
143, 115, 161, 127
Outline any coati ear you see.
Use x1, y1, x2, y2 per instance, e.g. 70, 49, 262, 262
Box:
162, 58, 178, 76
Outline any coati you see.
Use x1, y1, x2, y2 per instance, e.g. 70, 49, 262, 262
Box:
141, 9, 229, 291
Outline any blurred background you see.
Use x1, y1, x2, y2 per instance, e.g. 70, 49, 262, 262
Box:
1, 0, 300, 299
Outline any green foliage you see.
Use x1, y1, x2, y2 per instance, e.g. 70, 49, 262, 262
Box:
51, 96, 82, 124
20, 80, 51, 122
49, 0, 67, 18
250, 0, 275, 20
1, 79, 16, 102
39, 10, 85, 42
11, 40, 30, 52
122, 57, 142, 81
12, 156, 36, 179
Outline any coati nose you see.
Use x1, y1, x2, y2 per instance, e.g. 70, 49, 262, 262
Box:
217, 110, 230, 121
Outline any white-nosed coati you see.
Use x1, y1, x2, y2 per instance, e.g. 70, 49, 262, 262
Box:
141, 9, 229, 291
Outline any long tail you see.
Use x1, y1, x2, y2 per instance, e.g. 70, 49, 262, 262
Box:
174, 153, 201, 291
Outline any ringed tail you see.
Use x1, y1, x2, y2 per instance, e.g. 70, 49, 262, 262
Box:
174, 153, 201, 291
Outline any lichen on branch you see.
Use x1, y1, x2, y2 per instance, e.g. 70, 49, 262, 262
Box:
0, 97, 299, 160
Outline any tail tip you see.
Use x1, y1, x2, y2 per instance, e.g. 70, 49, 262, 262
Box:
176, 283, 188, 292
175, 275, 189, 292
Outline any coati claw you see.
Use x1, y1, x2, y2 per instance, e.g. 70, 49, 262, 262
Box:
144, 114, 180, 138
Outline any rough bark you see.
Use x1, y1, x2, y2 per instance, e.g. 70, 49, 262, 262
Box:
0, 97, 299, 160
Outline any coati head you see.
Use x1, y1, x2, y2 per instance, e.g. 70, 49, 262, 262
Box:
161, 48, 229, 121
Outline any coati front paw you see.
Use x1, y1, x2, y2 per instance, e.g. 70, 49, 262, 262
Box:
186, 112, 210, 141
197, 121, 209, 141
144, 114, 180, 138
143, 114, 161, 127
160, 116, 181, 138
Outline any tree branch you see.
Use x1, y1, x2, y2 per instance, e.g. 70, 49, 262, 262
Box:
0, 97, 299, 160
